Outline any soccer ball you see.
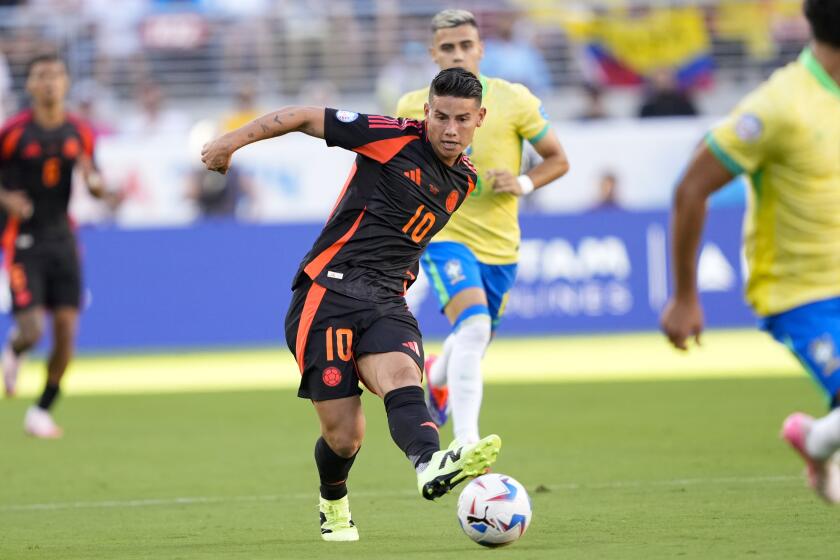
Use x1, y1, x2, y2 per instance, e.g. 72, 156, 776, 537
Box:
456, 473, 532, 547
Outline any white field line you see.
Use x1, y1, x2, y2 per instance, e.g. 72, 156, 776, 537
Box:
0, 475, 801, 513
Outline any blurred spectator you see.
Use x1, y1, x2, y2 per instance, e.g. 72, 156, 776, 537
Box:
0, 49, 14, 121
576, 83, 608, 121
3, 24, 44, 92
122, 81, 189, 137
220, 81, 260, 133
186, 83, 260, 220
638, 69, 698, 118
375, 41, 438, 114
204, 0, 273, 84
591, 171, 621, 211
72, 80, 117, 139
481, 14, 551, 96
296, 78, 339, 107
83, 0, 147, 94
186, 166, 255, 219
322, 1, 365, 91
275, 0, 330, 95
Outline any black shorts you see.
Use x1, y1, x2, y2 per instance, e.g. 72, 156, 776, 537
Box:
284, 278, 424, 401
8, 235, 82, 313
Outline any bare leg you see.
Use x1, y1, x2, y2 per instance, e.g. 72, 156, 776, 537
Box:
11, 306, 46, 355
311, 396, 364, 540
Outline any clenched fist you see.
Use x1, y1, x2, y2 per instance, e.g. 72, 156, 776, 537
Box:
201, 136, 234, 174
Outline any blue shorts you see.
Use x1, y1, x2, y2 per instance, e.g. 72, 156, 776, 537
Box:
420, 241, 517, 331
761, 297, 840, 407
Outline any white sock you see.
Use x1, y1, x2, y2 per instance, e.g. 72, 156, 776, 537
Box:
806, 408, 840, 460
429, 333, 456, 386
448, 315, 491, 445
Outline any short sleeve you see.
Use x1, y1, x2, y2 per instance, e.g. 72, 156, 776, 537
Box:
706, 84, 783, 176
511, 84, 551, 144
0, 123, 22, 169
324, 108, 421, 164
77, 121, 96, 158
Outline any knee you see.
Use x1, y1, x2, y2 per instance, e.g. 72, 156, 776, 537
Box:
454, 314, 492, 349
323, 427, 364, 458
381, 364, 423, 395
16, 322, 44, 349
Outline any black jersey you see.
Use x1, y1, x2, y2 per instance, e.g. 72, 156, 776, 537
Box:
0, 110, 95, 241
293, 108, 478, 303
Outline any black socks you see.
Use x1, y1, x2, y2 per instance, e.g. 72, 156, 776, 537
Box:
384, 386, 440, 468
37, 383, 60, 411
315, 437, 358, 501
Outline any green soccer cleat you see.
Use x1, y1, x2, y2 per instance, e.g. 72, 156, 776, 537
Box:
319, 496, 359, 542
417, 434, 502, 500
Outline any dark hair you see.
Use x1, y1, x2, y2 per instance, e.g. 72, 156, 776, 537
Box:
429, 68, 482, 104
26, 52, 65, 78
805, 0, 840, 48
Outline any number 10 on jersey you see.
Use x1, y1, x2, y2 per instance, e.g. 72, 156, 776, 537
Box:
402, 205, 436, 243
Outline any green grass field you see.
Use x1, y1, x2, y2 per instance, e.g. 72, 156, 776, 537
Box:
1, 331, 838, 559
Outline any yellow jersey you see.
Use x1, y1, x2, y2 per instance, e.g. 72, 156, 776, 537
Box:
707, 49, 840, 316
396, 75, 550, 265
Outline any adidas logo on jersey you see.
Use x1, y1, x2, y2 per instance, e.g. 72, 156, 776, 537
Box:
404, 168, 422, 186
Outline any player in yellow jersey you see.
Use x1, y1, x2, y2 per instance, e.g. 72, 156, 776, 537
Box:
661, 0, 840, 504
396, 9, 569, 445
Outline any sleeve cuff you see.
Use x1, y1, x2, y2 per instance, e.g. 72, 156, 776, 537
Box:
704, 134, 746, 176
527, 123, 550, 145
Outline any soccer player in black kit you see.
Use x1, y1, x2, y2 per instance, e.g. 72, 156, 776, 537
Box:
0, 54, 110, 438
202, 68, 502, 541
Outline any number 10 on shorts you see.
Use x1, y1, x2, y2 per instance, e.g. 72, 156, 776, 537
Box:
326, 327, 353, 362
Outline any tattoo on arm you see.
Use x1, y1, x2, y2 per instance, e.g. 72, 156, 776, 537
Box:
273, 114, 283, 126
248, 133, 254, 139
260, 123, 269, 133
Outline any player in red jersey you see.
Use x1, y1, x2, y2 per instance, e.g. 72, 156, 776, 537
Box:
0, 53, 110, 438
202, 68, 502, 541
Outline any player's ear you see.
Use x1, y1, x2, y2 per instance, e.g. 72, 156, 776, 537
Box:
476, 106, 486, 127
424, 103, 431, 120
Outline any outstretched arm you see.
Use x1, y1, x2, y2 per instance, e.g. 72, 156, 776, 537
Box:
201, 106, 326, 174
660, 143, 734, 350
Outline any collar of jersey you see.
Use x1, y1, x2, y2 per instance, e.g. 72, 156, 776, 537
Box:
800, 48, 840, 101
479, 74, 489, 98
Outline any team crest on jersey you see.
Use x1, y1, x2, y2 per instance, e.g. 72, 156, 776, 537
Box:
335, 110, 359, 123
734, 113, 763, 142
445, 190, 459, 213
322, 367, 342, 387
444, 259, 465, 285
22, 142, 42, 159
808, 335, 840, 376
63, 137, 80, 158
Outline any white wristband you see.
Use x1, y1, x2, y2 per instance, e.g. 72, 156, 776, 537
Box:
517, 174, 535, 196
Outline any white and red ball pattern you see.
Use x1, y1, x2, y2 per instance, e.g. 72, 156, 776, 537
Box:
456, 473, 532, 547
